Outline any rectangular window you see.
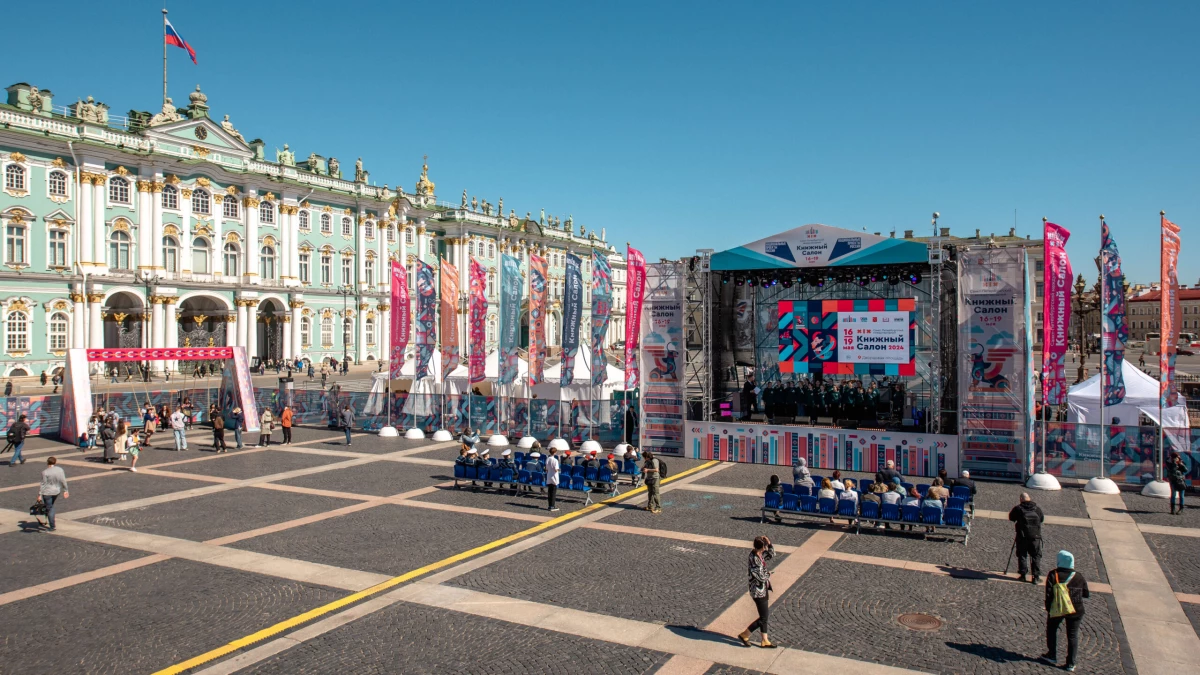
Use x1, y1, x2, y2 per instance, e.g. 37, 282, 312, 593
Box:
48, 230, 67, 267
321, 255, 332, 285
342, 258, 353, 285
1036, 282, 1044, 297
1035, 260, 1044, 272
299, 253, 311, 283
6, 226, 26, 264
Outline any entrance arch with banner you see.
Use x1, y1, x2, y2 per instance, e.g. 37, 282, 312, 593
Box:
58, 346, 260, 442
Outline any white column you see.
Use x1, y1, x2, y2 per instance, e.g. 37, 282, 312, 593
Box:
151, 298, 165, 348
92, 176, 106, 268
380, 305, 390, 361
137, 180, 153, 270
289, 207, 303, 287
416, 220, 426, 266
179, 188, 193, 274
247, 309, 259, 362
72, 293, 86, 349
235, 301, 248, 348
151, 180, 164, 270
244, 192, 259, 283
378, 221, 388, 293
290, 300, 303, 360
357, 304, 367, 363
279, 204, 292, 282
164, 297, 178, 373
356, 211, 367, 293
87, 294, 104, 348
79, 177, 93, 265
282, 315, 293, 361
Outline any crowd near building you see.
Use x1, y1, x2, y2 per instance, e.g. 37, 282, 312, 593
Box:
0, 81, 626, 377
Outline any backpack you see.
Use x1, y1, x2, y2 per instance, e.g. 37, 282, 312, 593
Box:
5, 427, 13, 443
656, 458, 669, 479
1048, 571, 1076, 618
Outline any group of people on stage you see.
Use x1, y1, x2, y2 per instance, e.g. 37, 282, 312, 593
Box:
742, 376, 903, 423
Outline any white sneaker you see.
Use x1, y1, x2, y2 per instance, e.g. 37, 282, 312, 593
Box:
130, 467, 137, 472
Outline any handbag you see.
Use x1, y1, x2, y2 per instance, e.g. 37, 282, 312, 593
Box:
29, 501, 47, 517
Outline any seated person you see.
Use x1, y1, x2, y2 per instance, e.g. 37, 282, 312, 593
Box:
926, 477, 950, 501
584, 450, 600, 469
498, 448, 517, 472
951, 470, 977, 496
562, 450, 575, 465
878, 459, 902, 485
904, 486, 922, 507
880, 480, 903, 506
455, 447, 472, 466
792, 457, 816, 490
817, 478, 837, 501
476, 447, 493, 486
524, 451, 543, 472
921, 488, 945, 532
603, 454, 621, 482
830, 470, 845, 491
863, 482, 883, 506
838, 478, 858, 503
766, 474, 784, 523
623, 446, 640, 462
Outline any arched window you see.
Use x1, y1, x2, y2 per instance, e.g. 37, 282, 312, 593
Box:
109, 230, 131, 269
320, 213, 332, 234
5, 164, 26, 191
405, 227, 414, 245
343, 317, 354, 346
364, 259, 375, 287
298, 210, 310, 230
300, 316, 312, 347
487, 270, 496, 297
386, 225, 394, 242
341, 217, 352, 236
109, 176, 130, 204
162, 184, 178, 209
366, 317, 376, 345
467, 241, 475, 257
260, 245, 276, 279
429, 239, 437, 255
6, 310, 29, 352
223, 242, 240, 277
321, 316, 333, 346
259, 201, 275, 224
48, 170, 68, 197
222, 195, 239, 219
192, 189, 210, 214
163, 236, 179, 273
5, 223, 26, 264
364, 221, 374, 239
488, 243, 495, 258
192, 237, 210, 274
48, 312, 69, 351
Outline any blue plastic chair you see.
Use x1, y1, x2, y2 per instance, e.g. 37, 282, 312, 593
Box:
920, 505, 943, 525
944, 508, 967, 527
782, 493, 800, 512
901, 505, 922, 524
464, 465, 478, 481
793, 485, 811, 497
818, 497, 837, 515
514, 452, 525, 466
571, 475, 593, 504
837, 499, 858, 518
571, 465, 585, 479
800, 495, 819, 513
489, 458, 499, 467
951, 486, 972, 501
498, 467, 515, 485
881, 503, 900, 522
764, 491, 782, 510
518, 469, 531, 486
781, 483, 794, 495
901, 482, 915, 492
917, 483, 931, 496
947, 497, 967, 512
476, 466, 490, 482
860, 500, 881, 520
532, 472, 546, 487
584, 467, 599, 482
861, 480, 874, 493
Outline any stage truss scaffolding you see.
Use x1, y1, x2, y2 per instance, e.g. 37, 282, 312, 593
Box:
684, 250, 713, 421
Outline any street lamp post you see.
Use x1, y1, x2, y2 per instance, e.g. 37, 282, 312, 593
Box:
337, 285, 353, 375
1074, 274, 1089, 383
142, 272, 165, 381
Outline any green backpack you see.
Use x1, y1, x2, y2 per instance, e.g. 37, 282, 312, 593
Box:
1049, 571, 1076, 618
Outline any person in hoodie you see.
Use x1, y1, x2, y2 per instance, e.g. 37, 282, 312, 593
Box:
1009, 492, 1046, 583
1040, 549, 1090, 672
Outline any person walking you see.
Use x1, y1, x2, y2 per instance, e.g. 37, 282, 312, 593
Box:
1009, 492, 1046, 583
259, 408, 274, 447
100, 421, 117, 463
141, 402, 158, 448
212, 412, 228, 453
230, 406, 245, 449
340, 404, 354, 446
7, 413, 30, 466
643, 450, 662, 513
36, 456, 69, 531
1168, 452, 1188, 515
170, 407, 187, 451
545, 446, 561, 512
1040, 550, 1090, 672
126, 427, 141, 472
280, 405, 293, 445
737, 535, 777, 649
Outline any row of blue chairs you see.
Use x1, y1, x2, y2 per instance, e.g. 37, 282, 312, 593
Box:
452, 464, 616, 505
512, 453, 643, 484
761, 492, 971, 544
787, 481, 973, 502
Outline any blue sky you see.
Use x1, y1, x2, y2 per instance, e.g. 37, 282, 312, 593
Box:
6, 1, 1196, 282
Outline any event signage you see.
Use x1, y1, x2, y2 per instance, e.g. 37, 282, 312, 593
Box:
1161, 215, 1182, 408
528, 254, 548, 386
640, 262, 685, 453
1042, 222, 1072, 406
778, 299, 916, 375
389, 260, 409, 379
1101, 221, 1129, 405
711, 223, 929, 271
837, 311, 910, 364
590, 251, 613, 388
624, 246, 646, 389
439, 259, 460, 379
957, 248, 1031, 480
498, 254, 521, 386
468, 257, 487, 384
414, 261, 437, 381
560, 253, 583, 387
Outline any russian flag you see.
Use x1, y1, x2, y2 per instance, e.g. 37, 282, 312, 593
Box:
164, 18, 197, 65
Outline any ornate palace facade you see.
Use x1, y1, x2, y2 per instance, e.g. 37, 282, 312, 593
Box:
0, 81, 626, 376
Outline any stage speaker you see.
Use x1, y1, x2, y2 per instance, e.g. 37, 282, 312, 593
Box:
774, 416, 795, 425
816, 417, 835, 425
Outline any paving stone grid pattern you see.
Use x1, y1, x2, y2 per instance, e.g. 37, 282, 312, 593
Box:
0, 428, 1195, 675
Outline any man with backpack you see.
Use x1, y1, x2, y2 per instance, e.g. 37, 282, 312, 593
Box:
643, 450, 667, 513
1009, 492, 1046, 583
7, 414, 31, 465
1040, 549, 1089, 672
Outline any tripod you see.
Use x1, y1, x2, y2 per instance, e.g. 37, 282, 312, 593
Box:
1003, 535, 1017, 576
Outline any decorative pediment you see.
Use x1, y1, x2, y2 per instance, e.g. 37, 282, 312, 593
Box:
42, 208, 75, 226
144, 118, 252, 157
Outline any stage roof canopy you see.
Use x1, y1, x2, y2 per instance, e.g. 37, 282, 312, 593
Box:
711, 224, 931, 271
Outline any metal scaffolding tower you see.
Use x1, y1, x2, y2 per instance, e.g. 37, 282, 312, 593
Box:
929, 213, 944, 434
684, 250, 713, 421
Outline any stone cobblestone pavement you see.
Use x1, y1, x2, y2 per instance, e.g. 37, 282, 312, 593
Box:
604, 492, 817, 547
238, 600, 672, 675
0, 530, 147, 595
769, 559, 1133, 675
1119, 490, 1200, 527
973, 483, 1090, 520
273, 459, 450, 496
1144, 531, 1200, 594
164, 447, 353, 479
0, 469, 214, 514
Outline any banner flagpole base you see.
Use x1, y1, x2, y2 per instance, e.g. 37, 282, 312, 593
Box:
518, 436, 537, 448
1026, 472, 1062, 491
403, 428, 425, 439
615, 442, 631, 455
378, 426, 400, 438
487, 434, 510, 447
1140, 479, 1172, 499
549, 438, 570, 452
581, 439, 602, 453
1084, 476, 1121, 494
431, 429, 453, 441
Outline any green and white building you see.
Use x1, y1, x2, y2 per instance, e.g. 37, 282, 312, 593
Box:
0, 81, 626, 377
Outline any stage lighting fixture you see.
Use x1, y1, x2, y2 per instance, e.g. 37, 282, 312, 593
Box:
749, 276, 758, 287
909, 272, 922, 284
888, 275, 900, 286
857, 276, 867, 286
735, 276, 744, 286
722, 276, 728, 284
869, 273, 878, 282
808, 277, 820, 288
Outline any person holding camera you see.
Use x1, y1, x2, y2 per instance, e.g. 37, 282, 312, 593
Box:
737, 535, 777, 649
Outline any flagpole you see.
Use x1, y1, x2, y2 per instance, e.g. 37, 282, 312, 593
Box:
1142, 210, 1175, 499
1098, 215, 1106, 483
1159, 211, 1165, 484
162, 8, 169, 105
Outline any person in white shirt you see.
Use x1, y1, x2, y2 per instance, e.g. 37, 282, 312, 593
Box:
829, 470, 845, 491
545, 447, 561, 512
169, 409, 187, 451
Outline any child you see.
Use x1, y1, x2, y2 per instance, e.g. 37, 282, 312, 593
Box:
126, 429, 141, 472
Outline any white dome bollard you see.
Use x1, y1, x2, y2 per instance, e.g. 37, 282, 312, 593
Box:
580, 440, 603, 454
404, 428, 426, 439
548, 438, 570, 451
378, 426, 400, 437
1084, 476, 1121, 494
431, 429, 453, 441
1026, 472, 1062, 491
1141, 479, 1172, 498
518, 436, 538, 448
487, 434, 510, 447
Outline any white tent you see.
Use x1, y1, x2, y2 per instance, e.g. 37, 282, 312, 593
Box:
445, 351, 531, 397
532, 348, 624, 402
1067, 359, 1190, 428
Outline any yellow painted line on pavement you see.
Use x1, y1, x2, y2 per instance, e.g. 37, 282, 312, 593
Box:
153, 460, 719, 675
